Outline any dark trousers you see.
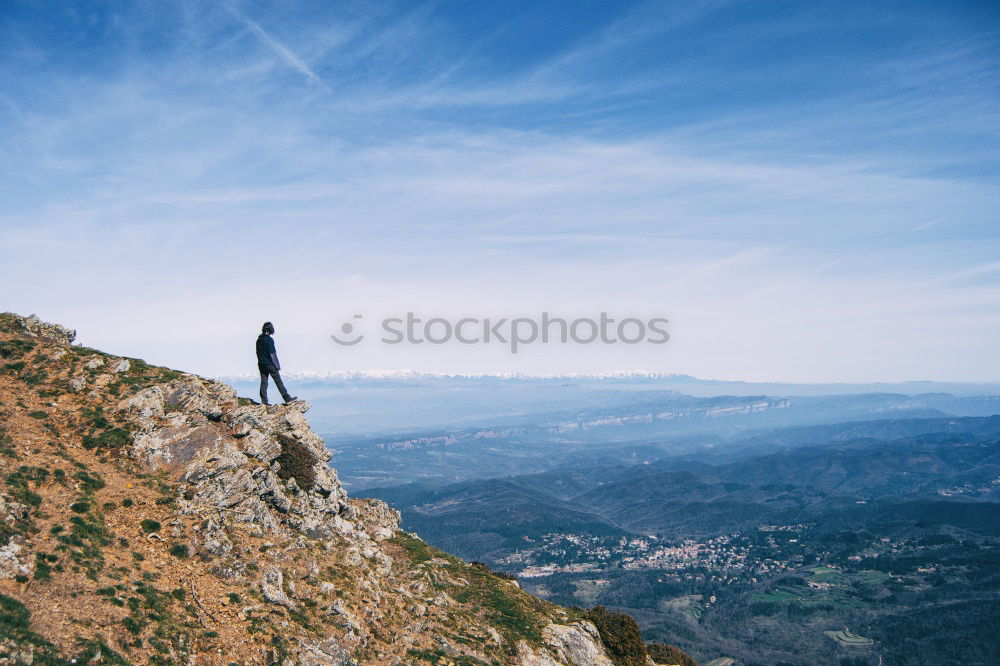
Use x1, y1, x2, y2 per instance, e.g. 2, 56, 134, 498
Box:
259, 364, 290, 404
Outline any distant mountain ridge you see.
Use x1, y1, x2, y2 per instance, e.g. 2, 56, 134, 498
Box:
368, 416, 1000, 557
328, 394, 1000, 489
221, 370, 1000, 397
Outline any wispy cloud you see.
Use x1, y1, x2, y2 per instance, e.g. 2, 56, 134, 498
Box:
524, 0, 728, 83
223, 2, 325, 87
0, 0, 998, 381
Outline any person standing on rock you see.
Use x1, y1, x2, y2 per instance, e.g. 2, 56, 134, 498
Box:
257, 322, 297, 405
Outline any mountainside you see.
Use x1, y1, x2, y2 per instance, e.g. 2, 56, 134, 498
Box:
366, 419, 1000, 664
323, 392, 1000, 490
372, 418, 1000, 553
0, 313, 694, 666
372, 479, 628, 563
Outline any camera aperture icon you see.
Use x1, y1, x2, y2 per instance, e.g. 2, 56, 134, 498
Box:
330, 314, 364, 346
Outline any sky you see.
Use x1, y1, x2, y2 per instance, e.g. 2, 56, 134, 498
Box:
1, 0, 999, 382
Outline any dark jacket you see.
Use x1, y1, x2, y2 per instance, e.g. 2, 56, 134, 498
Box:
256, 333, 280, 370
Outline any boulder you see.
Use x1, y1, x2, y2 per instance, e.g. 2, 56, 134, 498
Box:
0, 496, 29, 524
542, 623, 615, 666
261, 565, 295, 608
0, 537, 35, 579
296, 638, 357, 666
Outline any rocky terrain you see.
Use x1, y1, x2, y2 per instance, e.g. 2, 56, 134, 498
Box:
0, 312, 693, 665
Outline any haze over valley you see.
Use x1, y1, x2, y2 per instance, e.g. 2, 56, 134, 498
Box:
243, 375, 1000, 665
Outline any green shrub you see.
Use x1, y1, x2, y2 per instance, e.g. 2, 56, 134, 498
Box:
158, 369, 182, 381
75, 470, 105, 492
22, 370, 47, 386
2, 361, 25, 374
0, 340, 35, 359
34, 553, 53, 580
274, 439, 317, 489
585, 606, 648, 666
647, 642, 697, 666
71, 640, 129, 665
5, 466, 49, 508
128, 358, 150, 372
170, 544, 190, 559
61, 513, 112, 579
0, 594, 30, 631
140, 519, 161, 534
81, 427, 130, 451
391, 532, 436, 564
122, 616, 144, 635
0, 430, 14, 457
470, 561, 518, 581
81, 407, 110, 430
450, 558, 544, 647
0, 592, 53, 652
11, 466, 48, 484
27, 410, 47, 420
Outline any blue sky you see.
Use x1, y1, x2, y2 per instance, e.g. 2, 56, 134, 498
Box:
1, 0, 999, 381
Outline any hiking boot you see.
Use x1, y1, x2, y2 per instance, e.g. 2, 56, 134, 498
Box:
283, 396, 298, 404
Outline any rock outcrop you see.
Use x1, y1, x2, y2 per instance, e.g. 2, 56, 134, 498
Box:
3, 312, 76, 344
0, 313, 696, 665
123, 378, 350, 531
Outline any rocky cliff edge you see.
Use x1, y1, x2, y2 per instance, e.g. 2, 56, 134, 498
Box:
0, 313, 692, 666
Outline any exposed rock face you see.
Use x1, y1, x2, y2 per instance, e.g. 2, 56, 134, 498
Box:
2, 312, 76, 344
514, 622, 621, 666
0, 536, 34, 579
542, 624, 617, 666
261, 565, 296, 608
296, 638, 356, 666
117, 376, 355, 542
0, 313, 665, 666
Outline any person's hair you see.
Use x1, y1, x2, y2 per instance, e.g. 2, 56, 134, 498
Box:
262, 322, 274, 334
